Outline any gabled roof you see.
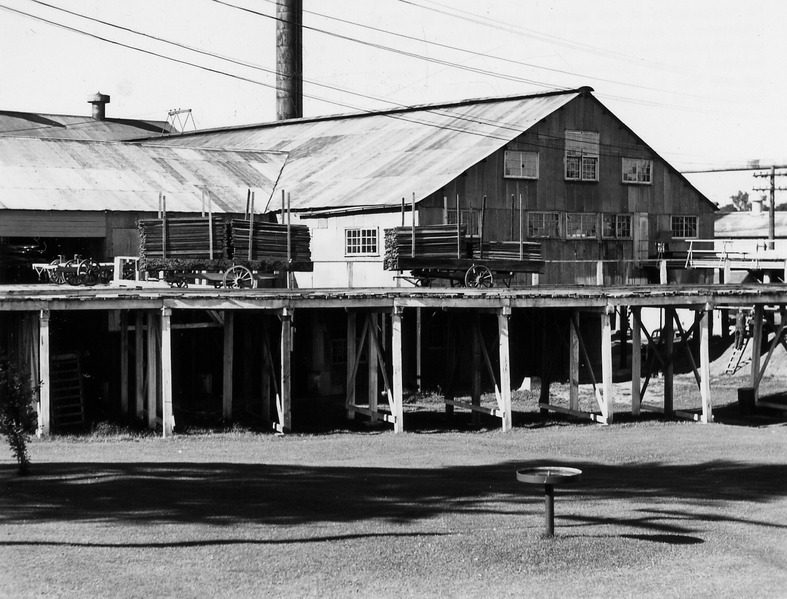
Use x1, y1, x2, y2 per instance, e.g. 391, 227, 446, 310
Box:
0, 110, 174, 141
0, 137, 286, 213
143, 89, 583, 212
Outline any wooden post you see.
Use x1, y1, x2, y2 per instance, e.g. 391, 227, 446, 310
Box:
601, 309, 614, 424
411, 193, 416, 258
569, 311, 580, 412
368, 314, 379, 419
480, 195, 487, 259
161, 308, 174, 437
472, 314, 482, 426
280, 309, 293, 432
286, 192, 292, 289
498, 308, 512, 431
391, 308, 405, 433
539, 315, 550, 414
261, 321, 271, 421
456, 194, 461, 259
38, 310, 51, 437
751, 304, 763, 400
631, 307, 642, 416
699, 305, 713, 423
135, 311, 145, 418
659, 259, 668, 285
223, 311, 234, 421
664, 309, 674, 414
596, 261, 604, 286
519, 193, 523, 260
146, 311, 158, 430
120, 310, 129, 417
416, 307, 422, 392
346, 311, 356, 420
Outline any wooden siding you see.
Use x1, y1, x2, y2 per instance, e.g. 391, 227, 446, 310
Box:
0, 210, 106, 238
419, 93, 715, 284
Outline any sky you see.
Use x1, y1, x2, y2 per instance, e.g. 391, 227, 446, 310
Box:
1, 0, 785, 206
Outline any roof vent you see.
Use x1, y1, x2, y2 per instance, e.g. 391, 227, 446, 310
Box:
88, 92, 110, 120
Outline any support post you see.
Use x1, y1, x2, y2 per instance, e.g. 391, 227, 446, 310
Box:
601, 308, 614, 424
699, 305, 713, 423
37, 310, 51, 437
346, 311, 356, 420
416, 307, 422, 392
120, 310, 129, 417
664, 308, 674, 414
280, 309, 293, 432
472, 314, 482, 426
498, 308, 512, 431
135, 311, 144, 419
368, 313, 379, 418
146, 311, 158, 430
631, 307, 642, 416
160, 307, 174, 437
751, 305, 763, 400
569, 310, 580, 411
223, 311, 234, 421
261, 321, 271, 421
391, 308, 405, 433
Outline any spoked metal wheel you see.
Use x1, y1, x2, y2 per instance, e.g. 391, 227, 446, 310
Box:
464, 264, 494, 288
47, 258, 65, 284
77, 258, 101, 286
63, 259, 81, 286
223, 265, 257, 289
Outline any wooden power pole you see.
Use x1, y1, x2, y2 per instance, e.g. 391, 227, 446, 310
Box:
753, 166, 787, 249
276, 0, 303, 120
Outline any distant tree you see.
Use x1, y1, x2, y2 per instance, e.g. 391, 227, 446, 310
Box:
730, 190, 751, 212
0, 362, 37, 475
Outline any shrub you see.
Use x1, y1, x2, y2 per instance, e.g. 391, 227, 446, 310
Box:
0, 362, 38, 475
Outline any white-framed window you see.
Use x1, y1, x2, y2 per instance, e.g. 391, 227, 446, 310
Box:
565, 130, 599, 181
622, 158, 652, 184
566, 213, 597, 238
670, 215, 698, 239
345, 227, 378, 256
504, 150, 539, 179
602, 214, 633, 239
446, 208, 480, 236
527, 212, 561, 238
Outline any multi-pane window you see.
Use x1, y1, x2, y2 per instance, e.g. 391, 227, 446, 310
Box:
503, 150, 539, 179
446, 208, 480, 236
566, 213, 597, 238
622, 158, 652, 184
527, 212, 561, 238
565, 130, 599, 181
345, 228, 378, 255
670, 215, 698, 238
602, 214, 632, 239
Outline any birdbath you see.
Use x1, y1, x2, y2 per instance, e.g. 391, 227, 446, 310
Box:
516, 466, 582, 537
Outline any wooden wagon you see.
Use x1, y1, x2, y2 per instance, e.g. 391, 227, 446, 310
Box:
33, 254, 116, 286
384, 224, 543, 288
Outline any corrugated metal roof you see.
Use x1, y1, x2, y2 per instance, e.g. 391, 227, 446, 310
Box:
146, 90, 581, 212
0, 138, 286, 213
0, 111, 174, 140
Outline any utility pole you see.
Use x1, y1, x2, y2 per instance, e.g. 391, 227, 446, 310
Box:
753, 166, 787, 249
276, 0, 303, 120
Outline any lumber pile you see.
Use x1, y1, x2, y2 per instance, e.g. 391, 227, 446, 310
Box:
230, 220, 311, 264
138, 216, 229, 261
384, 225, 468, 270
468, 240, 542, 262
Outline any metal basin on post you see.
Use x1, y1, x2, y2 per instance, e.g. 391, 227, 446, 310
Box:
516, 466, 582, 536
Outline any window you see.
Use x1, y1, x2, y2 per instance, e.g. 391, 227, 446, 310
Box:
527, 212, 561, 238
345, 228, 378, 255
566, 213, 597, 238
670, 215, 698, 238
504, 150, 539, 179
446, 208, 480, 236
602, 214, 632, 239
622, 158, 652, 184
565, 130, 599, 181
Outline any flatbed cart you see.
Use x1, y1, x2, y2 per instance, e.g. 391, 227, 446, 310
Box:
33, 254, 116, 286
140, 257, 311, 289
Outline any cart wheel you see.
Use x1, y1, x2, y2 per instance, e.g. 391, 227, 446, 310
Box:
63, 259, 81, 286
77, 258, 100, 286
223, 265, 257, 289
464, 265, 493, 288
47, 258, 65, 284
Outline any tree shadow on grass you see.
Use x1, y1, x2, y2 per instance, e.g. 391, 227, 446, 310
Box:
1, 459, 785, 536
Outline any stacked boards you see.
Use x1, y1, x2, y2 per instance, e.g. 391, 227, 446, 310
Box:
231, 220, 312, 271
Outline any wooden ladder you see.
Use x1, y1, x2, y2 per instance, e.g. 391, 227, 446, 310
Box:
724, 338, 750, 375
51, 353, 85, 429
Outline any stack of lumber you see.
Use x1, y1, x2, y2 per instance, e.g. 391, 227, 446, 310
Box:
468, 240, 542, 262
138, 216, 229, 268
230, 220, 312, 266
384, 225, 467, 270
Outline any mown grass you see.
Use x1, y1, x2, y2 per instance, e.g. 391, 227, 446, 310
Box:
1, 407, 786, 599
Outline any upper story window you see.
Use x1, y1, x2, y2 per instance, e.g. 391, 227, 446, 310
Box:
670, 215, 698, 239
622, 158, 652, 184
603, 214, 632, 239
446, 208, 479, 236
504, 150, 539, 179
566, 213, 597, 238
565, 130, 599, 182
345, 227, 378, 256
527, 212, 561, 238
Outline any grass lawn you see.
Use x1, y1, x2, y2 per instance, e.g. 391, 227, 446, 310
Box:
1, 377, 786, 598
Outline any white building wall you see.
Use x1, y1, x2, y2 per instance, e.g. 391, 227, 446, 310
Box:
291, 210, 416, 289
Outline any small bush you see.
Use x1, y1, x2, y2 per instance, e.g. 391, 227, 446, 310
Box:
0, 362, 38, 475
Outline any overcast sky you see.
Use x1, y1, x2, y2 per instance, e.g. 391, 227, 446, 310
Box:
1, 0, 784, 205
